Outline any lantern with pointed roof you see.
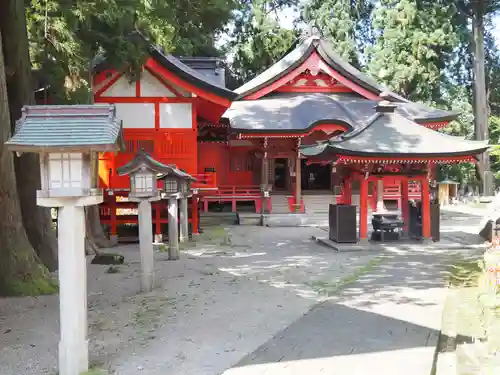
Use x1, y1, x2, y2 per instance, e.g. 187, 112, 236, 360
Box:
5, 104, 123, 200
116, 151, 176, 200
157, 166, 196, 197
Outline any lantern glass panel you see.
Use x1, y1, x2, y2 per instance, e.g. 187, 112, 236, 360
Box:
48, 152, 83, 189
134, 172, 154, 194
164, 178, 178, 194
178, 181, 187, 194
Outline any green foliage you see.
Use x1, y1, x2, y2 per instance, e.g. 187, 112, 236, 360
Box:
26, 0, 237, 103
226, 0, 299, 87
367, 0, 458, 102
303, 0, 373, 65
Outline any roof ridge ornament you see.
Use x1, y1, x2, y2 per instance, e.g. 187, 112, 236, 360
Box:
375, 100, 398, 113
308, 25, 322, 40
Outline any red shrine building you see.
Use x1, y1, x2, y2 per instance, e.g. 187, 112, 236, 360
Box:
93, 33, 488, 242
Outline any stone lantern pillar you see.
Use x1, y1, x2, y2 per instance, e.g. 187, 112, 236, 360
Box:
116, 150, 177, 292
158, 168, 195, 260
5, 104, 123, 375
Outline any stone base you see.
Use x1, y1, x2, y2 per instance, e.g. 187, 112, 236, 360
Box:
264, 214, 328, 227
154, 234, 163, 243
109, 234, 118, 246
312, 236, 375, 252
59, 339, 89, 375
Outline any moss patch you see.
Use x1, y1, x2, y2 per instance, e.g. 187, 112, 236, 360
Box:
308, 256, 385, 297
445, 258, 483, 288
79, 365, 108, 375
2, 264, 58, 296
199, 227, 232, 246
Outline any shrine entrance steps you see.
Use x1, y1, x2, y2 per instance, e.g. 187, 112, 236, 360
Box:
302, 192, 338, 214
270, 194, 289, 214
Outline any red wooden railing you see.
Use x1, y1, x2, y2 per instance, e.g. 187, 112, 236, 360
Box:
192, 172, 217, 190
200, 185, 270, 213
99, 197, 194, 238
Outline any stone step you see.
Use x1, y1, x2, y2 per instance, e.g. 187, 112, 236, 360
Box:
237, 213, 262, 226
200, 212, 239, 227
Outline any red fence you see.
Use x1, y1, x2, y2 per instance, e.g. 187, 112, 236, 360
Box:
200, 185, 271, 213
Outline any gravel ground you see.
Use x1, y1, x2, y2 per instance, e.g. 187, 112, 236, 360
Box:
0, 226, 382, 375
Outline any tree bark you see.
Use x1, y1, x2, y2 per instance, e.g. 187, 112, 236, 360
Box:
0, 29, 56, 296
0, 0, 57, 270
85, 91, 113, 249
472, 5, 493, 196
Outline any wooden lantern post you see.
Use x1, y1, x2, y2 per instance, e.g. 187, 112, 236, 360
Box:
5, 104, 123, 375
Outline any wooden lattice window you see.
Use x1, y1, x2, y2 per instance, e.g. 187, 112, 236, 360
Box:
124, 139, 155, 154
125, 140, 135, 153
136, 140, 154, 154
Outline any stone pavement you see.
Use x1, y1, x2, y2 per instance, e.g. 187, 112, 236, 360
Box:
222, 245, 479, 375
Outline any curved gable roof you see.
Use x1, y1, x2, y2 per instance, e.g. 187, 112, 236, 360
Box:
93, 34, 237, 102
300, 111, 488, 159
234, 36, 457, 123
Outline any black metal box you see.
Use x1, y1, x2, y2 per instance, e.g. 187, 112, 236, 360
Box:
329, 204, 357, 243
407, 201, 440, 241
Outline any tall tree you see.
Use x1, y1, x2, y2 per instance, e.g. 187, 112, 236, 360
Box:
22, 0, 238, 249
367, 0, 458, 102
454, 0, 500, 195
1, 0, 58, 270
227, 0, 299, 87
303, 0, 373, 66
0, 28, 56, 296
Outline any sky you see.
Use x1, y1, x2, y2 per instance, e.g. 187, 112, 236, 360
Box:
278, 7, 500, 48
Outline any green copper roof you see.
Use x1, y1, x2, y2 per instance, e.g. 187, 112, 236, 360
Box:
300, 111, 489, 159
117, 151, 192, 178
5, 104, 123, 152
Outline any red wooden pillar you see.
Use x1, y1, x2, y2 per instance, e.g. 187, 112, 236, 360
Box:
110, 193, 117, 239
155, 201, 162, 239
421, 178, 431, 241
344, 177, 352, 205
401, 179, 409, 235
370, 182, 377, 211
191, 194, 199, 235
231, 186, 237, 212
359, 175, 369, 241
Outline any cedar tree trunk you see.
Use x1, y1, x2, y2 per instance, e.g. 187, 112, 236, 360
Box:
471, 4, 493, 196
0, 29, 57, 296
0, 0, 58, 270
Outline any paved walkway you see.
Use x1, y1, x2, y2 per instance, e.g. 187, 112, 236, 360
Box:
222, 245, 480, 375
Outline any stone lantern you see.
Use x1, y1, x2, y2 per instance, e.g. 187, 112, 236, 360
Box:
157, 167, 195, 260
117, 151, 174, 292
5, 104, 123, 375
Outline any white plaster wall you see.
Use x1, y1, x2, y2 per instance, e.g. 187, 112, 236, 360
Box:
159, 103, 192, 129
141, 70, 176, 97
100, 76, 136, 97
115, 103, 155, 129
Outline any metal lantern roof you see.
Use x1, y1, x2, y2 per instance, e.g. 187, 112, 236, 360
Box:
5, 104, 123, 153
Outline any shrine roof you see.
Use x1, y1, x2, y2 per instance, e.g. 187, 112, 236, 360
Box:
156, 167, 196, 181
233, 35, 458, 123
147, 46, 236, 100
299, 111, 488, 158
93, 34, 236, 101
235, 36, 402, 99
224, 93, 458, 133
6, 104, 123, 153
117, 151, 188, 177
